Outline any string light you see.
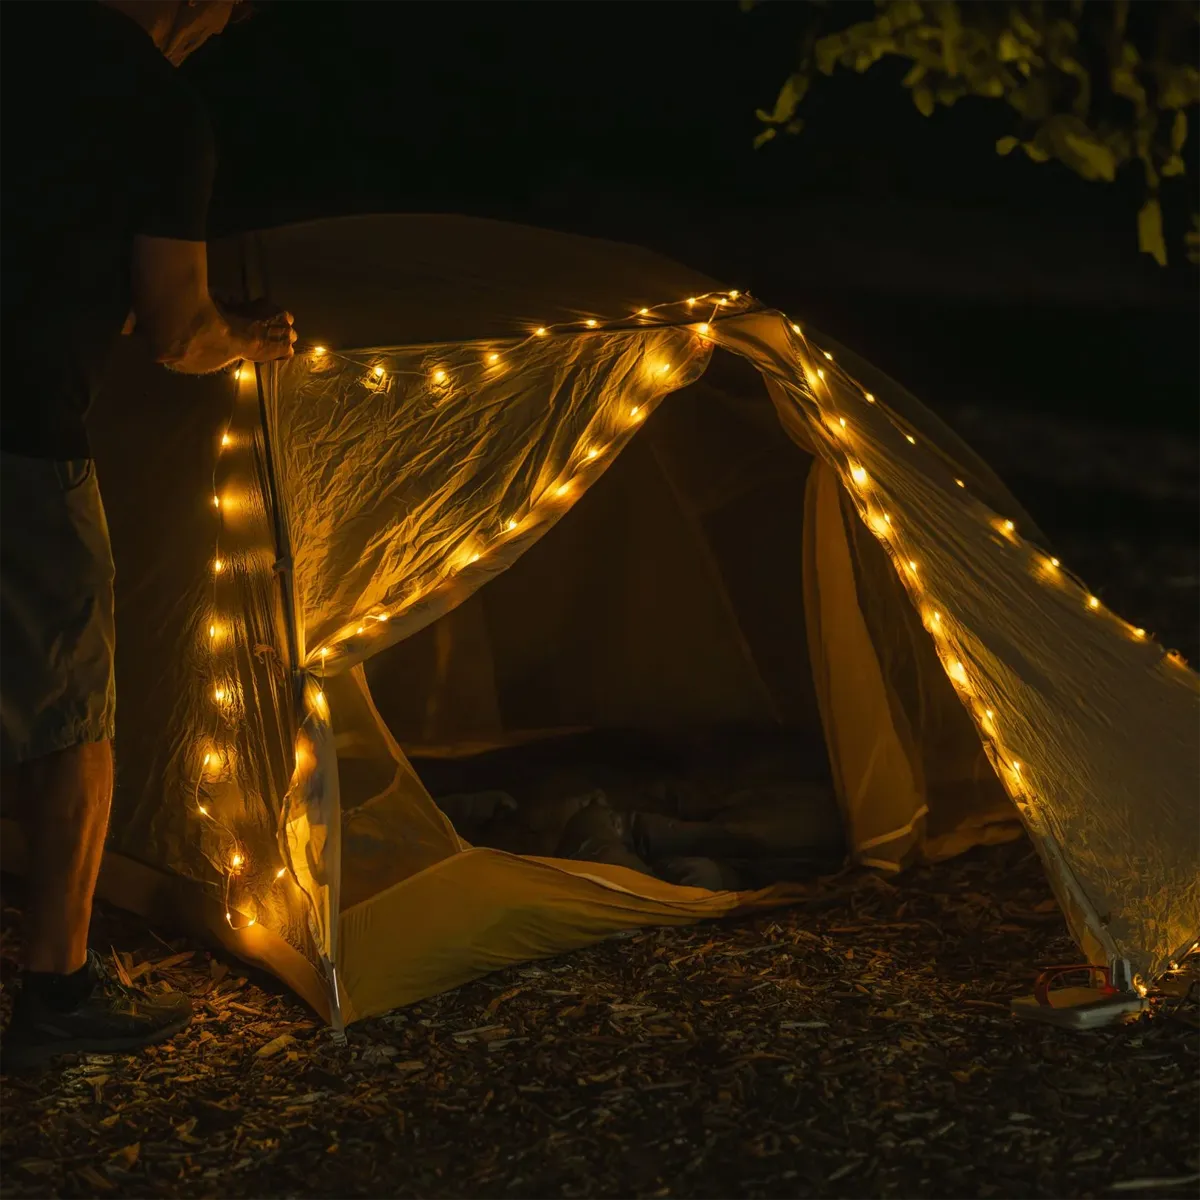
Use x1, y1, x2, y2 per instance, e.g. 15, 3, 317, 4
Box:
1002, 520, 1015, 534
696, 323, 711, 335
212, 558, 224, 574
276, 867, 287, 879
905, 434, 916, 445
555, 483, 571, 498
586, 447, 598, 460
535, 327, 547, 337
213, 494, 221, 509
816, 368, 825, 380
630, 405, 643, 421
639, 307, 649, 315
1050, 557, 1060, 568
687, 297, 697, 307
313, 346, 327, 357
1087, 596, 1101, 610
585, 319, 597, 328
823, 351, 833, 361
954, 478, 964, 488
507, 518, 518, 531
432, 368, 447, 384
1133, 628, 1146, 639
791, 323, 801, 334
864, 392, 875, 403
488, 352, 500, 364
850, 465, 868, 485
373, 366, 385, 378
221, 432, 231, 448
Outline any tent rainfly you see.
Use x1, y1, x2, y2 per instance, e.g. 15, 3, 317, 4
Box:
3, 215, 1195, 1033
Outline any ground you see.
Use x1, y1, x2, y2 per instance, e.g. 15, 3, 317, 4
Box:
1, 840, 1197, 1199
1, 414, 1197, 1198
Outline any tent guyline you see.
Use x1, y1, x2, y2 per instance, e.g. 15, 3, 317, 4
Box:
192, 279, 1194, 1002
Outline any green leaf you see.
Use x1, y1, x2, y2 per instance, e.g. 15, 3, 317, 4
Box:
1171, 111, 1188, 154
1137, 197, 1167, 267
1060, 130, 1117, 181
759, 73, 807, 126
995, 135, 1020, 156
913, 86, 935, 116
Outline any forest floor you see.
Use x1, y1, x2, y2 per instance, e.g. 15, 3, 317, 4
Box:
1, 417, 1197, 1199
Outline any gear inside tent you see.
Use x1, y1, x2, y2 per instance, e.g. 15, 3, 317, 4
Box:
3, 215, 1195, 1031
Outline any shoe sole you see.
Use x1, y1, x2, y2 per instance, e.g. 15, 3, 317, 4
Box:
2, 1012, 193, 1072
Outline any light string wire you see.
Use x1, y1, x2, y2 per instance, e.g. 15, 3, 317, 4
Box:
194, 284, 1196, 981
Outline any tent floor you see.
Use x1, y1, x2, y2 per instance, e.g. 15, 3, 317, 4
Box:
405, 722, 845, 887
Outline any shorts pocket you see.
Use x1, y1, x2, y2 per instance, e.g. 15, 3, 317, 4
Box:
53, 458, 96, 493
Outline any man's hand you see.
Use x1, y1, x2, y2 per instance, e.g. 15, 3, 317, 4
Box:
131, 237, 297, 374
233, 310, 296, 364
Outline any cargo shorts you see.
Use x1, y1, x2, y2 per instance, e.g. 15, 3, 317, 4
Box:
0, 452, 116, 766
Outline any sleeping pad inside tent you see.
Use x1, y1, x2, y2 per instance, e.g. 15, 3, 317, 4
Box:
3, 214, 1196, 1031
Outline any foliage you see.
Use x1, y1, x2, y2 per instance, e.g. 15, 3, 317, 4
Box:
748, 0, 1199, 265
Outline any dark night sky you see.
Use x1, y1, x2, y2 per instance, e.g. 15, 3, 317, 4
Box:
184, 1, 1198, 434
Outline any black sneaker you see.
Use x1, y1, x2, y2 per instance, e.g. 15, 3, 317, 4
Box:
3, 949, 192, 1071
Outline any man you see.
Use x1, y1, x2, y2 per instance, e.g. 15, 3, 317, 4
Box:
1, 0, 295, 1069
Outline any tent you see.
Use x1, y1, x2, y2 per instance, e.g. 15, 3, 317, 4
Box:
4, 215, 1196, 1031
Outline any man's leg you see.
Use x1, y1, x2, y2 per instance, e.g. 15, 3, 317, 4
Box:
17, 740, 114, 975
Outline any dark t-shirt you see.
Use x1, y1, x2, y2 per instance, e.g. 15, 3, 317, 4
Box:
1, 1, 216, 459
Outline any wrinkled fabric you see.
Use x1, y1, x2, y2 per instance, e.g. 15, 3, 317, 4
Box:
47, 215, 1196, 1027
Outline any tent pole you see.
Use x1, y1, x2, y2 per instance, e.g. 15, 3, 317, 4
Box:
240, 233, 304, 717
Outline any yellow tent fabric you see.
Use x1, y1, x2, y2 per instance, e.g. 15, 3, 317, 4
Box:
4, 215, 1194, 1030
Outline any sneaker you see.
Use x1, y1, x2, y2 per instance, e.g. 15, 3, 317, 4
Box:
3, 949, 192, 1071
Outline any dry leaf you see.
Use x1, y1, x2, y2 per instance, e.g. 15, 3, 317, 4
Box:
109, 1143, 140, 1170
255, 1033, 296, 1059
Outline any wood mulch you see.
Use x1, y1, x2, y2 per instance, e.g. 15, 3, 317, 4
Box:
2, 839, 1197, 1199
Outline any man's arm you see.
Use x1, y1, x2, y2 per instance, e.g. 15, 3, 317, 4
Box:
130, 236, 294, 373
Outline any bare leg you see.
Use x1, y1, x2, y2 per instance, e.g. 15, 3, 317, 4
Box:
15, 740, 113, 974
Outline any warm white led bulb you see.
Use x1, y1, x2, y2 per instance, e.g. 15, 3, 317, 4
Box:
823, 351, 833, 361
506, 518, 518, 531
313, 346, 327, 357
586, 447, 598, 459
687, 297, 697, 306
905, 434, 916, 445
791, 323, 801, 334
585, 319, 597, 328
221, 432, 232, 447
213, 558, 224, 574
850, 465, 868, 485
1049, 557, 1060, 567
373, 366, 385, 378
865, 392, 875, 403
535, 327, 547, 337
1002, 519, 1015, 533
488, 352, 500, 364
1087, 596, 1100, 610
639, 307, 649, 316
697, 323, 710, 335
432, 368, 447, 384
276, 867, 287, 879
